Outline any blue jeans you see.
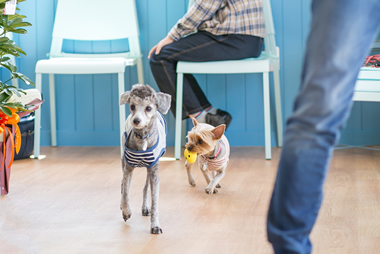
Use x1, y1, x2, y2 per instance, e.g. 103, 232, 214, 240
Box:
149, 31, 263, 119
267, 0, 380, 253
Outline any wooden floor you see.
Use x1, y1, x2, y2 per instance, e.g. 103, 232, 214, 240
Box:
1, 146, 380, 254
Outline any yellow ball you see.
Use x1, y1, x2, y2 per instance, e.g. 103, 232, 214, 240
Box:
184, 149, 197, 163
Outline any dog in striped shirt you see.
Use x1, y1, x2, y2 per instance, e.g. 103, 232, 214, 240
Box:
119, 84, 171, 234
185, 117, 230, 194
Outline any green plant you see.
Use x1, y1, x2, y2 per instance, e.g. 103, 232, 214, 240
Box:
0, 0, 34, 117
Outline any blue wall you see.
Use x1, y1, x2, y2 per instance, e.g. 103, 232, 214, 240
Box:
3, 0, 380, 147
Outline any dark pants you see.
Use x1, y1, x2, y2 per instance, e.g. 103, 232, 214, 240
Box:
149, 31, 263, 119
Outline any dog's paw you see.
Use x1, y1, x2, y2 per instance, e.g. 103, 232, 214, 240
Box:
142, 207, 151, 216
151, 227, 163, 234
189, 180, 196, 186
216, 183, 221, 188
205, 188, 218, 194
122, 209, 132, 221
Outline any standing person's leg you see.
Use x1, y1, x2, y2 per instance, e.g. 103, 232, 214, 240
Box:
149, 31, 262, 120
267, 0, 380, 253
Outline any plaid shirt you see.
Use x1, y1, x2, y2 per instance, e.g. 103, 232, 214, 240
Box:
169, 0, 266, 41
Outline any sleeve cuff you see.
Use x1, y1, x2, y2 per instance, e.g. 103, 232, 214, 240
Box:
168, 27, 182, 41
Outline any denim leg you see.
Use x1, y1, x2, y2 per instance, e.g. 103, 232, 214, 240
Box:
267, 0, 380, 253
149, 32, 262, 119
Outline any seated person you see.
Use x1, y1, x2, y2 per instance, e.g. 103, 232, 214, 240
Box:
148, 0, 265, 128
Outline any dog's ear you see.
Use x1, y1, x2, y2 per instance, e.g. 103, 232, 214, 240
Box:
155, 92, 171, 114
211, 124, 226, 140
190, 116, 198, 127
119, 91, 131, 105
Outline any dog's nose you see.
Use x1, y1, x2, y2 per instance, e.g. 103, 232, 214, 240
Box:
133, 118, 141, 125
187, 145, 193, 151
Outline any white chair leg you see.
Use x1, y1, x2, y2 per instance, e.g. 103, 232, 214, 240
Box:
263, 72, 271, 160
182, 119, 186, 147
33, 73, 42, 159
136, 58, 144, 85
118, 72, 126, 156
49, 74, 57, 146
11, 76, 18, 89
273, 63, 283, 147
175, 73, 184, 160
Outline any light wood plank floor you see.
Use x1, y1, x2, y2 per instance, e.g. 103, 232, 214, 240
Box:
1, 146, 379, 254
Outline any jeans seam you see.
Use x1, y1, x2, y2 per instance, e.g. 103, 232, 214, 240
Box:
167, 34, 231, 61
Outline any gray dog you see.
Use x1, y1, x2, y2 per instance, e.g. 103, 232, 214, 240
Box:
119, 84, 171, 234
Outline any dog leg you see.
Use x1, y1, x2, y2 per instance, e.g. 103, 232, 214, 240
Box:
212, 171, 222, 188
148, 164, 162, 234
198, 161, 212, 185
205, 165, 227, 194
142, 173, 151, 216
121, 159, 134, 221
185, 161, 196, 186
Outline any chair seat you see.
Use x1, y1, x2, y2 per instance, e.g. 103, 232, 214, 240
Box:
35, 57, 136, 74
177, 57, 271, 74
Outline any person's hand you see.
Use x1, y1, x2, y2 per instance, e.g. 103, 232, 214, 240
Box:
148, 36, 174, 59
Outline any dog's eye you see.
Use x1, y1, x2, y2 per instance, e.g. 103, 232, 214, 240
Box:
130, 105, 135, 111
146, 106, 152, 112
198, 139, 203, 145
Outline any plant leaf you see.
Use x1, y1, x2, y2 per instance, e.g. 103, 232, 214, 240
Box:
7, 87, 21, 97
5, 102, 24, 108
0, 37, 9, 43
8, 87, 26, 96
10, 21, 32, 28
1, 61, 16, 72
10, 28, 27, 34
0, 56, 10, 62
0, 106, 12, 117
12, 73, 35, 86
0, 92, 11, 103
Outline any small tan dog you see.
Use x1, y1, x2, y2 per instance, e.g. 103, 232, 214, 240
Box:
185, 117, 230, 194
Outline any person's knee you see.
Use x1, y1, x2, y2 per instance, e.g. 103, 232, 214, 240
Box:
149, 51, 169, 74
290, 91, 352, 134
149, 53, 159, 65
149, 46, 171, 63
149, 53, 163, 75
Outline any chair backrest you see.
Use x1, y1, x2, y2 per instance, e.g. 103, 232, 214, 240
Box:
262, 0, 277, 58
50, 0, 141, 59
187, 0, 277, 58
188, 0, 195, 10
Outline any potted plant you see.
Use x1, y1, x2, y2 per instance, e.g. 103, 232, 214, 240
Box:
0, 0, 38, 195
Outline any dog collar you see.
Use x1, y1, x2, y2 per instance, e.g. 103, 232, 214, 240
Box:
206, 140, 222, 160
133, 129, 155, 139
